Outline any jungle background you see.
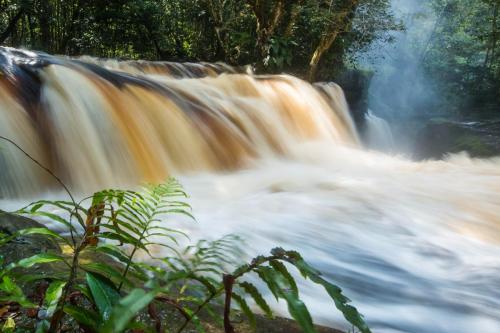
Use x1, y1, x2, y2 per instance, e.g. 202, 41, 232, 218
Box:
1, 0, 498, 113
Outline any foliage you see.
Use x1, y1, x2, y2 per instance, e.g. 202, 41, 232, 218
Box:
0, 0, 400, 80
423, 0, 500, 110
0, 180, 371, 333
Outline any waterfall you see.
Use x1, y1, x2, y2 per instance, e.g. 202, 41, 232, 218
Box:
2, 47, 500, 333
364, 109, 395, 151
0, 47, 357, 196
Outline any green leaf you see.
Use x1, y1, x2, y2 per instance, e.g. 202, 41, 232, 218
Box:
17, 227, 66, 240
74, 284, 93, 301
270, 260, 298, 296
182, 307, 206, 333
154, 208, 194, 220
17, 273, 68, 283
82, 263, 133, 288
202, 303, 224, 327
22, 211, 76, 231
30, 203, 44, 212
0, 227, 69, 247
189, 274, 217, 294
283, 251, 371, 333
282, 250, 320, 278
232, 293, 256, 330
2, 317, 15, 333
97, 231, 136, 246
2, 253, 65, 276
0, 276, 34, 308
63, 305, 100, 330
239, 281, 273, 319
316, 277, 370, 333
16, 253, 65, 268
34, 320, 49, 333
255, 268, 280, 301
43, 280, 67, 318
281, 290, 315, 333
24, 200, 78, 213
256, 267, 316, 333
99, 288, 158, 333
0, 276, 21, 294
86, 272, 121, 321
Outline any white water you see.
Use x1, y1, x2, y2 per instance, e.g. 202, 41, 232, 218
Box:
6, 143, 500, 333
5, 142, 500, 333
365, 110, 395, 151
99, 143, 494, 333
174, 144, 500, 333
2, 48, 500, 333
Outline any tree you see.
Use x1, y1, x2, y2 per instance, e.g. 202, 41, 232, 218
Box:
0, 4, 24, 44
424, 0, 500, 110
246, 0, 289, 70
0, 0, 400, 81
307, 0, 361, 81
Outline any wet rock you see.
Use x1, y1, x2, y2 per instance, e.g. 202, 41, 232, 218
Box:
0, 210, 60, 264
335, 69, 374, 132
414, 119, 498, 160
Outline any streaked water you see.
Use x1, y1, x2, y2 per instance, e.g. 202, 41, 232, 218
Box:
1, 47, 500, 333
173, 144, 500, 333
364, 110, 395, 151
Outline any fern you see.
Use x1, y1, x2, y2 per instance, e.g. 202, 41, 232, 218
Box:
150, 239, 371, 333
9, 179, 193, 331
87, 179, 193, 290
2, 180, 371, 333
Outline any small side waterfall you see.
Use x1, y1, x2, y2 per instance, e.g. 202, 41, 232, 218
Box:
364, 109, 395, 151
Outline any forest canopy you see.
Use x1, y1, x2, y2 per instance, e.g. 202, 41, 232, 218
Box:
0, 0, 400, 81
0, 0, 499, 110
423, 0, 500, 111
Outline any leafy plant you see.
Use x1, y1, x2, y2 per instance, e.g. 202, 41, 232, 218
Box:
0, 180, 371, 333
0, 137, 370, 332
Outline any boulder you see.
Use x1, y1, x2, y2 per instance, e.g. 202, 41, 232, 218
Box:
0, 210, 60, 264
335, 69, 374, 131
413, 119, 498, 160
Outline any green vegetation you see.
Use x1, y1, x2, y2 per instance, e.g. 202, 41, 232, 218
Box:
0, 179, 370, 333
1, 0, 497, 112
423, 0, 500, 111
0, 0, 400, 81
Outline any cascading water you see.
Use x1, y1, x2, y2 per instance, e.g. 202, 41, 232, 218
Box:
1, 47, 500, 333
0, 47, 357, 197
364, 110, 395, 151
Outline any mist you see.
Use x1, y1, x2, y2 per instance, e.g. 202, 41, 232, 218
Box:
366, 0, 441, 121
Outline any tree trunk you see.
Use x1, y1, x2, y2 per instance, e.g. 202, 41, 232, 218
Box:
485, 0, 499, 68
308, 32, 339, 81
284, 0, 304, 37
307, 0, 360, 81
58, 0, 83, 54
0, 8, 24, 44
38, 0, 52, 52
205, 0, 229, 61
248, 0, 286, 71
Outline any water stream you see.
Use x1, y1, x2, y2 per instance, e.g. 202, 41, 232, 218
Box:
1, 47, 500, 332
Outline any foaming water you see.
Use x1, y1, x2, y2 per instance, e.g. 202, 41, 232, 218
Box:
2, 48, 500, 332
174, 144, 500, 333
364, 110, 395, 151
0, 47, 357, 196
3, 144, 500, 332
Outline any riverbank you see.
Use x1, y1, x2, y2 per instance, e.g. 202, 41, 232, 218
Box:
0, 211, 346, 333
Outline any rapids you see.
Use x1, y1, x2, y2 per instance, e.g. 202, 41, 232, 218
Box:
1, 47, 500, 333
